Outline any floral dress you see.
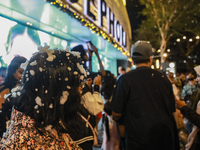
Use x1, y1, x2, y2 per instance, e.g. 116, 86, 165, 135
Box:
0, 109, 82, 150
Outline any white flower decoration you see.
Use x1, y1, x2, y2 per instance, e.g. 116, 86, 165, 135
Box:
30, 70, 35, 76
77, 63, 86, 75
46, 54, 56, 62
65, 46, 70, 52
74, 71, 78, 75
67, 86, 71, 89
37, 110, 39, 113
12, 92, 17, 97
45, 125, 53, 131
65, 77, 68, 81
68, 67, 71, 71
30, 60, 37, 66
4, 93, 12, 99
38, 44, 56, 62
39, 67, 43, 72
17, 92, 21, 96
80, 75, 84, 80
38, 44, 50, 53
71, 51, 81, 58
49, 103, 53, 108
60, 91, 69, 105
11, 86, 22, 93
45, 90, 48, 93
34, 105, 38, 109
35, 96, 43, 106
66, 53, 70, 56
20, 60, 29, 70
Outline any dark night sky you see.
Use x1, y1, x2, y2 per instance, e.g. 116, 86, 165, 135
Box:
126, 0, 145, 38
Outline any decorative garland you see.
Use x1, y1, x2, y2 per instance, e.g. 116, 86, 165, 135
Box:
44, 0, 132, 62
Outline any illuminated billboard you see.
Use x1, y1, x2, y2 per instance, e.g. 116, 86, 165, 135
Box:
0, 16, 68, 65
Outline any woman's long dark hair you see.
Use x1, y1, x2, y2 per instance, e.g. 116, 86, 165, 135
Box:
0, 56, 26, 92
14, 50, 86, 133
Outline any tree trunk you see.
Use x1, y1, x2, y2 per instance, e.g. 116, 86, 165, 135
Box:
160, 39, 167, 63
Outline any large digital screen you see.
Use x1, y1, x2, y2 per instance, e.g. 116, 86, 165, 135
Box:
0, 16, 68, 65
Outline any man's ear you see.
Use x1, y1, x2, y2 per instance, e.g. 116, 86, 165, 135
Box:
149, 56, 153, 65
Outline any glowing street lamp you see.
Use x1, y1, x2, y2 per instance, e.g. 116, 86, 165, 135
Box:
189, 38, 193, 42
167, 49, 170, 52
176, 38, 180, 42
183, 36, 186, 39
163, 53, 167, 57
196, 36, 200, 39
156, 59, 159, 69
157, 49, 161, 53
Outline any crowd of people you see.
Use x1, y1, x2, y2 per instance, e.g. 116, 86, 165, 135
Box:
0, 40, 200, 150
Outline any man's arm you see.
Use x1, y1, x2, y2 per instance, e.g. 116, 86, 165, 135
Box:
93, 46, 106, 76
112, 111, 122, 121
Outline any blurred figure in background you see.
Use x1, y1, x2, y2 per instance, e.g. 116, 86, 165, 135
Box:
0, 67, 7, 83
118, 66, 122, 76
174, 73, 183, 92
167, 72, 188, 149
181, 73, 198, 134
117, 67, 126, 80
181, 73, 197, 101
0, 56, 26, 109
176, 65, 200, 150
100, 71, 120, 150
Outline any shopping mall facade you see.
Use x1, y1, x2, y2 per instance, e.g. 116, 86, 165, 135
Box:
0, 0, 132, 75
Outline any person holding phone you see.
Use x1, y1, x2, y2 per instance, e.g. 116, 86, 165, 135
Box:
86, 41, 106, 77
71, 45, 89, 70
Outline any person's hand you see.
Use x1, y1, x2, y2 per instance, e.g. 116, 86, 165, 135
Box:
86, 78, 93, 88
175, 99, 187, 109
94, 75, 101, 86
93, 45, 98, 55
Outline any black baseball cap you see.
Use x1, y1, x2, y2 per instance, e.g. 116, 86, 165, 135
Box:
131, 41, 153, 60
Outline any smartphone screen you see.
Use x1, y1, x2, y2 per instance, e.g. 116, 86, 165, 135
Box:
86, 41, 94, 51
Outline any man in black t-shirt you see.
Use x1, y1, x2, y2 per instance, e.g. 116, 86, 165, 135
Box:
110, 41, 180, 150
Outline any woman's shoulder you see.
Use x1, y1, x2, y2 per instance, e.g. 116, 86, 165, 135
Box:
0, 86, 10, 94
0, 87, 10, 106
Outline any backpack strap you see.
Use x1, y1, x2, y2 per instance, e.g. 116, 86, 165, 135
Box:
78, 112, 98, 146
